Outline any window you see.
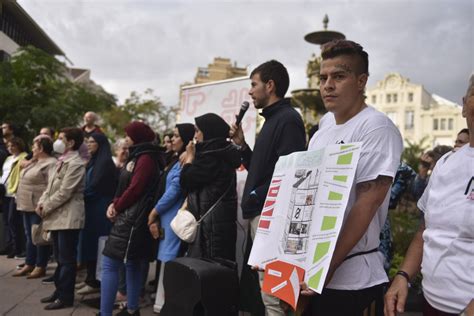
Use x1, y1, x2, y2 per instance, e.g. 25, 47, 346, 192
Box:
393, 93, 398, 103
433, 119, 439, 130
387, 112, 398, 125
448, 118, 453, 130
386, 94, 392, 103
405, 111, 414, 130
440, 118, 446, 130
408, 93, 414, 102
371, 95, 376, 104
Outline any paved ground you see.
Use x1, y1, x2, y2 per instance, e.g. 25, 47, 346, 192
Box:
0, 255, 422, 316
0, 255, 156, 316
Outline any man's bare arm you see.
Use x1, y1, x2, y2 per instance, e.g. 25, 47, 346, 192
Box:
326, 175, 393, 284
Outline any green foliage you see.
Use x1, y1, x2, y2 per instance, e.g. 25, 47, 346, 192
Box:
101, 89, 178, 140
389, 210, 423, 289
0, 46, 115, 143
402, 137, 429, 173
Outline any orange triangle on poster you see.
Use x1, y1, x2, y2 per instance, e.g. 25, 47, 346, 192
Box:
261, 260, 305, 310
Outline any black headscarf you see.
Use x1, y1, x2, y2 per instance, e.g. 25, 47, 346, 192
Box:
165, 123, 195, 169
194, 113, 230, 141
86, 133, 117, 197
176, 123, 195, 154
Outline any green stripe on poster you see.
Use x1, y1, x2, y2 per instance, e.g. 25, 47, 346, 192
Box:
328, 191, 343, 200
308, 268, 324, 289
321, 216, 337, 231
313, 241, 330, 263
333, 175, 348, 182
340, 145, 353, 150
337, 152, 353, 165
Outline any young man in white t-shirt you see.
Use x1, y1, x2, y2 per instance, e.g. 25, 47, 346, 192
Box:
384, 75, 474, 316
302, 40, 403, 315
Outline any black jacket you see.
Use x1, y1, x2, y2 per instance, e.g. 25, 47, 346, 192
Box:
241, 98, 306, 219
103, 143, 164, 261
180, 138, 241, 261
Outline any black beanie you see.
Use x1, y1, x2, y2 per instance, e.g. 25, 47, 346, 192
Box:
176, 123, 195, 149
194, 113, 230, 141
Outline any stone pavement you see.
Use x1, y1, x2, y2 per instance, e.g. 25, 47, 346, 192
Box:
0, 254, 423, 316
0, 255, 156, 316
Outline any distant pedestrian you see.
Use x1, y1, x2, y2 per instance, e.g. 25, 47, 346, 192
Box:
37, 128, 86, 310
14, 135, 56, 279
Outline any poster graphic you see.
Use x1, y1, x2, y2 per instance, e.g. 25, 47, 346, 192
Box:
248, 143, 362, 306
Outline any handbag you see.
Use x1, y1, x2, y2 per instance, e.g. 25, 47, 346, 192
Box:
31, 222, 52, 246
171, 177, 234, 243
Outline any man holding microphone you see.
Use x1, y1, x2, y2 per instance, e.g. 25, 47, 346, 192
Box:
230, 59, 306, 316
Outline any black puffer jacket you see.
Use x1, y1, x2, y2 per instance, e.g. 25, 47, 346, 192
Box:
103, 143, 164, 261
180, 138, 241, 261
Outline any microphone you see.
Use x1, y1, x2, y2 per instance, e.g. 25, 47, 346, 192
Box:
235, 101, 250, 126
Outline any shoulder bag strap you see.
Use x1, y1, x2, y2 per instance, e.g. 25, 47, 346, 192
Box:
197, 174, 235, 224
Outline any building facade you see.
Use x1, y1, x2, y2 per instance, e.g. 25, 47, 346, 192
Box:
367, 73, 466, 147
194, 57, 247, 84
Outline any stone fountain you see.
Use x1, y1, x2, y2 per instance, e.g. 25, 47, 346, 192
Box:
291, 15, 346, 128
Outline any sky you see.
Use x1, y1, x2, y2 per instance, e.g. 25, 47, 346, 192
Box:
19, 0, 473, 107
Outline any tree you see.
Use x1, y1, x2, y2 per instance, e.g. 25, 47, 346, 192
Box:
0, 46, 115, 142
101, 89, 179, 140
401, 137, 429, 173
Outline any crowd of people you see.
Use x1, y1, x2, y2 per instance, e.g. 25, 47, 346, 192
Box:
0, 39, 472, 316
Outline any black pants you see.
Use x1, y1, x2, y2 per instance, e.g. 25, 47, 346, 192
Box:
303, 283, 386, 316
52, 230, 79, 305
2, 197, 24, 254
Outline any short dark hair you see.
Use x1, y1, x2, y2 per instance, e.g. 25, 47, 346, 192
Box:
250, 60, 290, 98
61, 127, 84, 150
458, 128, 469, 136
2, 121, 19, 136
40, 126, 55, 137
7, 137, 26, 152
427, 145, 453, 163
34, 137, 54, 155
321, 39, 369, 76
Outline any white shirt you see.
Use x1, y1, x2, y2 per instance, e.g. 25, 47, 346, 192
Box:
417, 144, 474, 314
1, 156, 15, 197
308, 105, 403, 290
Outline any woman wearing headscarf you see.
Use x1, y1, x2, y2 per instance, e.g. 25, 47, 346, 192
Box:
100, 121, 165, 316
76, 133, 117, 295
147, 123, 194, 312
14, 136, 56, 278
180, 113, 241, 261
37, 127, 86, 310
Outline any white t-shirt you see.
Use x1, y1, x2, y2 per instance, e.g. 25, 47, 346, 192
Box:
308, 105, 403, 290
417, 144, 474, 314
1, 156, 15, 197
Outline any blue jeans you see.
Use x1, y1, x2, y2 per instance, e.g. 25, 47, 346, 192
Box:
100, 255, 145, 315
51, 230, 79, 305
117, 260, 150, 296
22, 212, 49, 267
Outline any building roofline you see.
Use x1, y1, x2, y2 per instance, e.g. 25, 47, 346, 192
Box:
2, 0, 64, 56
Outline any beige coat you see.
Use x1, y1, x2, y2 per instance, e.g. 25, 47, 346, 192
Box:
16, 157, 57, 212
39, 151, 86, 231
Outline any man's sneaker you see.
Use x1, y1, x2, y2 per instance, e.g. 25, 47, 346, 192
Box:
14, 252, 26, 260
42, 275, 55, 285
116, 308, 140, 316
16, 263, 25, 270
77, 285, 100, 295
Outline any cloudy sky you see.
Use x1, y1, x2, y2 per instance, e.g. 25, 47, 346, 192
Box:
19, 0, 473, 107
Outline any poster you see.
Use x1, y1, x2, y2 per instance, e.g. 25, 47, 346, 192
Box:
248, 143, 362, 308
